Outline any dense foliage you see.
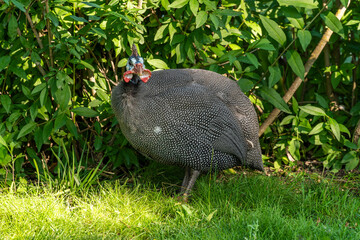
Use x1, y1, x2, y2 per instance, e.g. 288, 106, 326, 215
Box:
0, 0, 359, 185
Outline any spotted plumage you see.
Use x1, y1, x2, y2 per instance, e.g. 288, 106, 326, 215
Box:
111, 45, 263, 197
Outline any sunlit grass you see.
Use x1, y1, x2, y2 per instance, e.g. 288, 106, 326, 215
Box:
0, 164, 359, 239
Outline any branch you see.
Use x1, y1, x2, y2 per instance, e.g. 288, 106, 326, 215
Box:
25, 3, 51, 70
137, 0, 143, 8
45, 0, 54, 68
259, 2, 350, 137
353, 119, 360, 145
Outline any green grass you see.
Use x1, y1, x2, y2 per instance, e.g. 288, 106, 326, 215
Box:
0, 164, 359, 239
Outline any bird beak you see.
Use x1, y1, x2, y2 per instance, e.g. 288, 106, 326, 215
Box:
133, 63, 143, 76
132, 63, 152, 83
123, 64, 152, 83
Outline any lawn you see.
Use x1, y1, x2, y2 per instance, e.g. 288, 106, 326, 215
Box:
0, 164, 359, 239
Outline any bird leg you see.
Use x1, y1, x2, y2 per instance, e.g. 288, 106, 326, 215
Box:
179, 168, 201, 201
180, 167, 191, 194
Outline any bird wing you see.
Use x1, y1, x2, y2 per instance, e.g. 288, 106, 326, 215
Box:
148, 82, 248, 162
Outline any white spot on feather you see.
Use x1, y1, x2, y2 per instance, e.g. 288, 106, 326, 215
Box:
154, 126, 162, 134
247, 139, 254, 148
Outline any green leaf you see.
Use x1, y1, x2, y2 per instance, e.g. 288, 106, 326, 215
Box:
309, 122, 325, 135
0, 56, 11, 71
42, 121, 53, 142
286, 50, 305, 81
340, 0, 349, 7
315, 93, 328, 109
40, 88, 47, 107
237, 79, 254, 93
31, 83, 46, 95
0, 147, 11, 166
299, 105, 327, 116
328, 117, 341, 141
189, 0, 199, 15
175, 43, 185, 64
69, 15, 88, 22
118, 58, 128, 68
168, 22, 177, 41
154, 24, 168, 41
215, 9, 243, 16
297, 30, 312, 51
8, 14, 18, 40
55, 85, 71, 110
282, 6, 304, 29
246, 53, 259, 68
344, 139, 358, 150
17, 122, 37, 139
83, 2, 101, 8
258, 87, 291, 114
34, 127, 43, 152
0, 135, 7, 148
66, 119, 79, 139
90, 27, 107, 39
321, 12, 345, 38
341, 151, 359, 171
71, 107, 98, 117
0, 95, 11, 113
277, 0, 318, 9
147, 59, 169, 69
196, 11, 208, 28
350, 102, 360, 116
250, 39, 276, 51
289, 138, 300, 161
168, 0, 189, 8
30, 104, 38, 121
280, 115, 295, 125
54, 113, 68, 131
9, 64, 27, 79
11, 0, 26, 12
292, 97, 298, 114
268, 66, 281, 87
161, 0, 170, 10
330, 71, 341, 89
209, 13, 220, 30
203, 0, 216, 10
259, 15, 286, 46
339, 124, 351, 137
76, 60, 95, 71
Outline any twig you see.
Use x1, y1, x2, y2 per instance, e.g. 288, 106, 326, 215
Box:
25, 2, 50, 69
353, 119, 360, 144
137, 0, 143, 8
109, 53, 119, 83
259, 2, 351, 136
45, 0, 54, 68
87, 48, 117, 85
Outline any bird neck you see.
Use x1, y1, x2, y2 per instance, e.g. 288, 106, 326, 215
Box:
123, 75, 142, 96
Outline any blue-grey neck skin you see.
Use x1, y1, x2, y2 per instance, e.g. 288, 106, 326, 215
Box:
126, 55, 145, 71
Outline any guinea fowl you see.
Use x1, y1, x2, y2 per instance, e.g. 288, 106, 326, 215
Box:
111, 44, 263, 197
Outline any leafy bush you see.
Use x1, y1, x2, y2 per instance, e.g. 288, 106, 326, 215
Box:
0, 0, 359, 184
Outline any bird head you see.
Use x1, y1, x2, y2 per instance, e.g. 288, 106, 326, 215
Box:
123, 44, 152, 83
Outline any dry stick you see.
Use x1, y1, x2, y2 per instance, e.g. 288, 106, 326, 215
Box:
353, 119, 360, 144
45, 0, 54, 68
25, 4, 51, 70
259, 3, 350, 137
138, 0, 143, 8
